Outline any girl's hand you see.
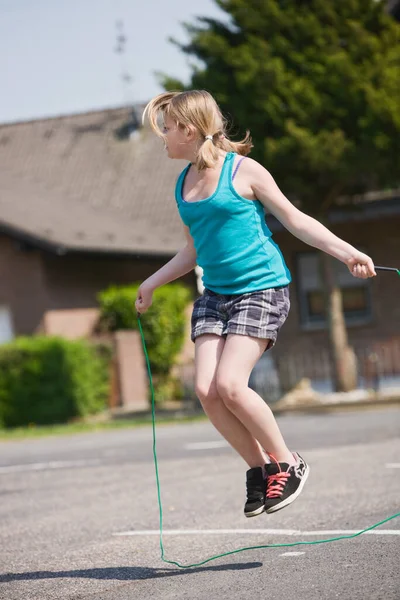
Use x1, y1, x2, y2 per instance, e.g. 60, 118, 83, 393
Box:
346, 253, 376, 279
135, 283, 154, 314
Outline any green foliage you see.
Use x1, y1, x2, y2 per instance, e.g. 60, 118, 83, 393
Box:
161, 0, 400, 212
152, 373, 184, 405
97, 282, 193, 401
0, 337, 110, 429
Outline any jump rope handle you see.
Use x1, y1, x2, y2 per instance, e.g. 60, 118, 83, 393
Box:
375, 266, 400, 276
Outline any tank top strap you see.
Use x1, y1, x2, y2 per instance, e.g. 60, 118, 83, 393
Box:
218, 152, 236, 189
175, 163, 191, 205
175, 153, 235, 204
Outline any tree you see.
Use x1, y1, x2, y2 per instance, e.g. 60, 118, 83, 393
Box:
160, 0, 400, 391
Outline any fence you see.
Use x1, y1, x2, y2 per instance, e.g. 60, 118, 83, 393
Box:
174, 337, 400, 406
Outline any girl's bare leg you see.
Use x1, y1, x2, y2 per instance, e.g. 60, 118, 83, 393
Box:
195, 334, 269, 468
216, 333, 294, 465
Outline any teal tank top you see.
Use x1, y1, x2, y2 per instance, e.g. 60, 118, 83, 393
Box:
175, 152, 291, 294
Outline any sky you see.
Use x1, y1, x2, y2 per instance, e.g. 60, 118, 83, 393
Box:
0, 0, 227, 124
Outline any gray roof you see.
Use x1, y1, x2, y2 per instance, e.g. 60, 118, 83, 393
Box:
0, 106, 187, 256
1, 105, 399, 257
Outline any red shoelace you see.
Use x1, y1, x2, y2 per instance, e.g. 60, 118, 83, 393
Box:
265, 454, 291, 499
266, 471, 290, 498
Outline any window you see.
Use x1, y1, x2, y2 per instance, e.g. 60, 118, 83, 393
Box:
0, 306, 14, 344
296, 253, 372, 329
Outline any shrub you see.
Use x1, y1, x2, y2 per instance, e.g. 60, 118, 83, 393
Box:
97, 282, 192, 402
0, 337, 110, 428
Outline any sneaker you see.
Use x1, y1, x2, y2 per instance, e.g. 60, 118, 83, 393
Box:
264, 452, 309, 514
244, 466, 267, 518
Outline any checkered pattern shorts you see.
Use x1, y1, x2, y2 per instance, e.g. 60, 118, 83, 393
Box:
191, 286, 290, 350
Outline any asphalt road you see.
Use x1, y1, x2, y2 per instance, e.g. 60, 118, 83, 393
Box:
0, 407, 399, 600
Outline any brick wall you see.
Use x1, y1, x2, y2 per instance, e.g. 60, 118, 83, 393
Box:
41, 252, 196, 312
0, 235, 49, 335
272, 216, 400, 356
1, 213, 399, 357
0, 234, 196, 336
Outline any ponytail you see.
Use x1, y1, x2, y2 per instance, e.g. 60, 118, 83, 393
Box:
143, 90, 253, 170
196, 130, 252, 170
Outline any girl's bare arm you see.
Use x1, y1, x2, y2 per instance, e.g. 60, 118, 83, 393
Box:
144, 226, 198, 291
244, 159, 376, 279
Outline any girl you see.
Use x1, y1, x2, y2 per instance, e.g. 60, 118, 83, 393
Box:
135, 90, 376, 518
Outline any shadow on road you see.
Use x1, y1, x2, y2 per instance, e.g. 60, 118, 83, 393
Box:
0, 561, 263, 583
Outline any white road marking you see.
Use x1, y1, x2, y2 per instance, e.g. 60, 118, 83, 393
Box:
297, 530, 400, 536
0, 459, 102, 474
185, 441, 229, 450
385, 463, 400, 469
114, 528, 400, 537
280, 552, 305, 557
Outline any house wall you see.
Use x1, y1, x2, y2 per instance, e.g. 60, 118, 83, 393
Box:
272, 216, 400, 357
0, 235, 49, 336
41, 252, 195, 311
0, 235, 195, 336
1, 214, 399, 355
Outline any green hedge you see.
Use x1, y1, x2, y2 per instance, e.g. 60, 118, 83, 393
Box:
0, 337, 110, 429
97, 282, 192, 402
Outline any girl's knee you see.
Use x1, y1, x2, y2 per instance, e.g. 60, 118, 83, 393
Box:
195, 380, 220, 409
216, 376, 244, 410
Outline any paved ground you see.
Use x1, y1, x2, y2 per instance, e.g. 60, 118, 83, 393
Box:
0, 407, 399, 600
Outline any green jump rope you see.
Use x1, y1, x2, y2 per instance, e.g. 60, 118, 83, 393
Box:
137, 265, 400, 569
375, 266, 400, 276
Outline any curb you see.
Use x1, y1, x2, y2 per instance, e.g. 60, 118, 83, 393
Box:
109, 396, 400, 422
272, 396, 400, 415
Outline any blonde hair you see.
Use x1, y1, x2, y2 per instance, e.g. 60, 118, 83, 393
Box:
142, 90, 253, 170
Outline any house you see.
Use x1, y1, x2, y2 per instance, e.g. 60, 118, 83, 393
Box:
0, 106, 192, 339
1, 104, 399, 392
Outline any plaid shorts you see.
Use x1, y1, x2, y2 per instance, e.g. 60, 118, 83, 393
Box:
191, 285, 290, 350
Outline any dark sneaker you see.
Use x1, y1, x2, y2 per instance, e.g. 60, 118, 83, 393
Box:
244, 466, 267, 518
264, 453, 309, 514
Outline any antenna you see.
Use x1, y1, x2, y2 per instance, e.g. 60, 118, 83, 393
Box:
114, 19, 134, 106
